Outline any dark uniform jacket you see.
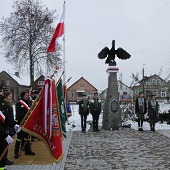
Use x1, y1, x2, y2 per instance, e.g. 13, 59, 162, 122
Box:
15, 99, 30, 125
0, 94, 16, 137
78, 99, 89, 116
89, 98, 102, 114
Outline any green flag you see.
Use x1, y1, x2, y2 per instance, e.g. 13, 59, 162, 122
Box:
56, 79, 67, 136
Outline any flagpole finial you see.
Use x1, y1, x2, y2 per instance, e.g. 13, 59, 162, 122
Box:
63, 1, 66, 9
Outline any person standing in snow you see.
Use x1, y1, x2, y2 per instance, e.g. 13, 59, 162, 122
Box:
77, 94, 89, 132
148, 95, 159, 131
89, 92, 102, 132
135, 92, 147, 131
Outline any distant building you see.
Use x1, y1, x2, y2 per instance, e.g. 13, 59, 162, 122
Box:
100, 80, 134, 102
132, 74, 169, 101
67, 77, 98, 102
32, 75, 45, 91
0, 71, 29, 102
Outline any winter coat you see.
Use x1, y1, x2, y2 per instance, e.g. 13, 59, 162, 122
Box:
148, 100, 159, 118
78, 99, 89, 116
0, 94, 16, 137
135, 97, 147, 114
4, 98, 16, 136
15, 99, 30, 125
89, 98, 102, 114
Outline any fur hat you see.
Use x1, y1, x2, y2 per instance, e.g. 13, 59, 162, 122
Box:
20, 91, 27, 99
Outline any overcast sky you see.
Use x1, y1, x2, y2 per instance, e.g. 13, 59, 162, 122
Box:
0, 0, 170, 91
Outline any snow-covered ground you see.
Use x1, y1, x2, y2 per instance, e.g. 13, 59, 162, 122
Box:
66, 104, 170, 131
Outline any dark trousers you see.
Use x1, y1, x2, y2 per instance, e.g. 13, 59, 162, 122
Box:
92, 110, 100, 130
0, 136, 6, 168
81, 114, 87, 131
14, 130, 30, 155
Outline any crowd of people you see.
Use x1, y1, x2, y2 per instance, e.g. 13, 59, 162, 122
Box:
77, 91, 159, 133
0, 86, 39, 170
0, 86, 159, 169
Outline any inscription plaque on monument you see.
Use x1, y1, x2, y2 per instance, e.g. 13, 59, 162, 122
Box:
110, 99, 119, 113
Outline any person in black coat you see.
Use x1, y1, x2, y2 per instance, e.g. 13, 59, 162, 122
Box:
135, 92, 147, 131
77, 94, 89, 132
148, 95, 159, 131
14, 91, 35, 159
89, 92, 102, 132
0, 86, 19, 170
3, 91, 20, 165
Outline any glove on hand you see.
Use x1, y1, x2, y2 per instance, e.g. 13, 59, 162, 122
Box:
14, 124, 22, 133
5, 135, 14, 144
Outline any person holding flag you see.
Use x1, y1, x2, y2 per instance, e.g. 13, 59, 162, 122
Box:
14, 91, 35, 159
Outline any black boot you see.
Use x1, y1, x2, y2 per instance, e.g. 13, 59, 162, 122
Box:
5, 158, 14, 165
14, 141, 20, 159
25, 142, 35, 156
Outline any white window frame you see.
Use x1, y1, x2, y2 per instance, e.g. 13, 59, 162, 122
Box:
37, 81, 44, 85
161, 89, 166, 97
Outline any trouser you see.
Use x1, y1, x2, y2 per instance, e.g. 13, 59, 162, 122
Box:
92, 110, 100, 130
14, 130, 31, 156
150, 122, 155, 130
81, 114, 87, 131
0, 136, 6, 168
138, 120, 143, 128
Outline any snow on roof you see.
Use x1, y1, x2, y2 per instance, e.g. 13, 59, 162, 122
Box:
9, 72, 30, 86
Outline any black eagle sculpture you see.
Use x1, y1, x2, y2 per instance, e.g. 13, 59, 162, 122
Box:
98, 40, 131, 65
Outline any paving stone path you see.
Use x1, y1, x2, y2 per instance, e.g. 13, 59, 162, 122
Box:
65, 129, 170, 170
6, 128, 170, 170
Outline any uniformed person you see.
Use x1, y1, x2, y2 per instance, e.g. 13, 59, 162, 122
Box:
14, 91, 35, 158
77, 94, 89, 132
90, 92, 102, 132
0, 86, 21, 170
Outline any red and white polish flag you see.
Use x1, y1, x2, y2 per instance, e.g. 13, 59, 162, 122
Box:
47, 10, 64, 53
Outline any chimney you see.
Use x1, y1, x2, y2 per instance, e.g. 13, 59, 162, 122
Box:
15, 72, 19, 77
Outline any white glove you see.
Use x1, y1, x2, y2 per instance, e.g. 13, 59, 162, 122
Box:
5, 135, 14, 144
14, 124, 22, 133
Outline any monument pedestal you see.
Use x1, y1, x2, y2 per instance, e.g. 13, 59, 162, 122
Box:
102, 65, 122, 130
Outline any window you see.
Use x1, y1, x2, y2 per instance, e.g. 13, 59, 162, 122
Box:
146, 81, 150, 86
37, 81, 44, 85
152, 90, 158, 96
152, 79, 156, 85
161, 89, 166, 97
71, 92, 75, 98
157, 79, 161, 85
123, 92, 127, 95
6, 80, 10, 85
80, 84, 84, 87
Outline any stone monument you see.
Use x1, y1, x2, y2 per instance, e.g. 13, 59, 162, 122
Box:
98, 40, 131, 130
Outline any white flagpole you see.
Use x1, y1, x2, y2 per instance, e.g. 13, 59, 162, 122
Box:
63, 1, 66, 84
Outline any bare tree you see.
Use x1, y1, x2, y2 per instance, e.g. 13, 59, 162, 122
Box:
0, 0, 62, 87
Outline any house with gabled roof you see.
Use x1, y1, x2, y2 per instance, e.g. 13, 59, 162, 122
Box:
132, 74, 169, 100
0, 71, 30, 102
67, 76, 98, 102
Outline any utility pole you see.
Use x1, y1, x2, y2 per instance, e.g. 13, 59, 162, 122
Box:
142, 65, 145, 93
